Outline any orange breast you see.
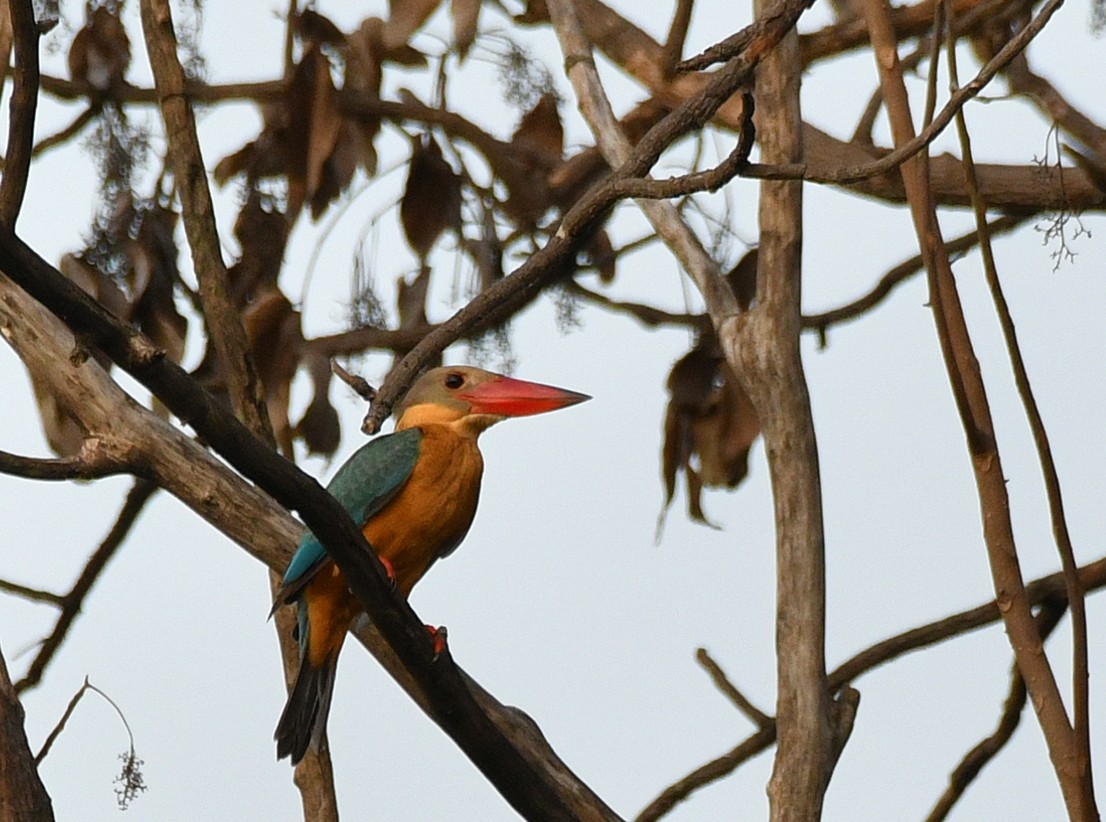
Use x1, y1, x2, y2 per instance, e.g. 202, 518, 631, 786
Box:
363, 424, 484, 596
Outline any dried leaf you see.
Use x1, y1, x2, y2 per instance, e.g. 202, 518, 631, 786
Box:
295, 9, 346, 46
400, 135, 462, 260
128, 206, 187, 365
451, 0, 482, 59
67, 6, 130, 92
295, 352, 341, 457
726, 247, 758, 311
383, 0, 443, 51
585, 229, 616, 282
242, 286, 304, 458
660, 339, 760, 527
299, 46, 344, 218
512, 92, 563, 159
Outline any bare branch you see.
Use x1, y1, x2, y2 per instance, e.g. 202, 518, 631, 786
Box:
661, 0, 695, 76
636, 726, 777, 822
694, 648, 771, 728
0, 440, 130, 481
0, 0, 39, 227
0, 580, 64, 607
16, 479, 158, 694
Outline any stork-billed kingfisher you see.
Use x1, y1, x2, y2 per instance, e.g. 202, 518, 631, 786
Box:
273, 365, 589, 764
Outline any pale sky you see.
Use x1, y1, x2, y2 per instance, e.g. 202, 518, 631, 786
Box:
1, 2, 1104, 820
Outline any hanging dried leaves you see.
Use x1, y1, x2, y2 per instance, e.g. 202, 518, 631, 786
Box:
400, 135, 462, 261
215, 12, 402, 221
660, 250, 762, 528
661, 340, 760, 528
241, 285, 305, 458
126, 205, 188, 366
500, 93, 564, 228
67, 6, 131, 92
295, 351, 341, 457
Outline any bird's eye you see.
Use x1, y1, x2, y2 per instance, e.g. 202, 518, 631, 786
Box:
444, 373, 465, 390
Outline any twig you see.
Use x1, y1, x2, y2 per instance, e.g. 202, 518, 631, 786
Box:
34, 676, 91, 764
801, 212, 1033, 334
661, 0, 695, 76
0, 441, 130, 481
635, 725, 777, 822
948, 14, 1095, 813
694, 648, 771, 728
16, 479, 158, 694
35, 677, 147, 808
30, 105, 99, 158
566, 281, 703, 328
330, 358, 377, 402
0, 579, 64, 606
585, 117, 755, 203
0, 0, 39, 226
925, 597, 1068, 822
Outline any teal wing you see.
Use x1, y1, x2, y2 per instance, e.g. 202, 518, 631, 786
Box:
275, 427, 422, 605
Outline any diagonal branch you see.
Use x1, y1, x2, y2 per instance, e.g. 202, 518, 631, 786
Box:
0, 441, 131, 481
15, 479, 158, 694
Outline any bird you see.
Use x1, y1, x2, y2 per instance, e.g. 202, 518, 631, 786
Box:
273, 365, 589, 765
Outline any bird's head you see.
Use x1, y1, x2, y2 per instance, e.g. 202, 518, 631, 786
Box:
393, 366, 590, 434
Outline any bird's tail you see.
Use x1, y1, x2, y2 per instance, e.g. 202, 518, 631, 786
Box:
275, 608, 340, 765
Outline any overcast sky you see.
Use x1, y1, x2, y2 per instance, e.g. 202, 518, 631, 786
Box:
2, 1, 1104, 820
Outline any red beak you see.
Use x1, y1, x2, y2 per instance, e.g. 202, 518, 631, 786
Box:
459, 375, 590, 417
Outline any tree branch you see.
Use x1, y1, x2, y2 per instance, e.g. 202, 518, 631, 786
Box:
0, 0, 38, 227
15, 479, 158, 694
0, 441, 131, 481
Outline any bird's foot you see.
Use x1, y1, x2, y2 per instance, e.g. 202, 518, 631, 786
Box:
425, 624, 448, 660
377, 555, 397, 591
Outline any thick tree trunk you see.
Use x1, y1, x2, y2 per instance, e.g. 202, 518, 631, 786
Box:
0, 647, 54, 822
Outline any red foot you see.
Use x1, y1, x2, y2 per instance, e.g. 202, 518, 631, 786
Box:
377, 555, 397, 589
425, 625, 448, 659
